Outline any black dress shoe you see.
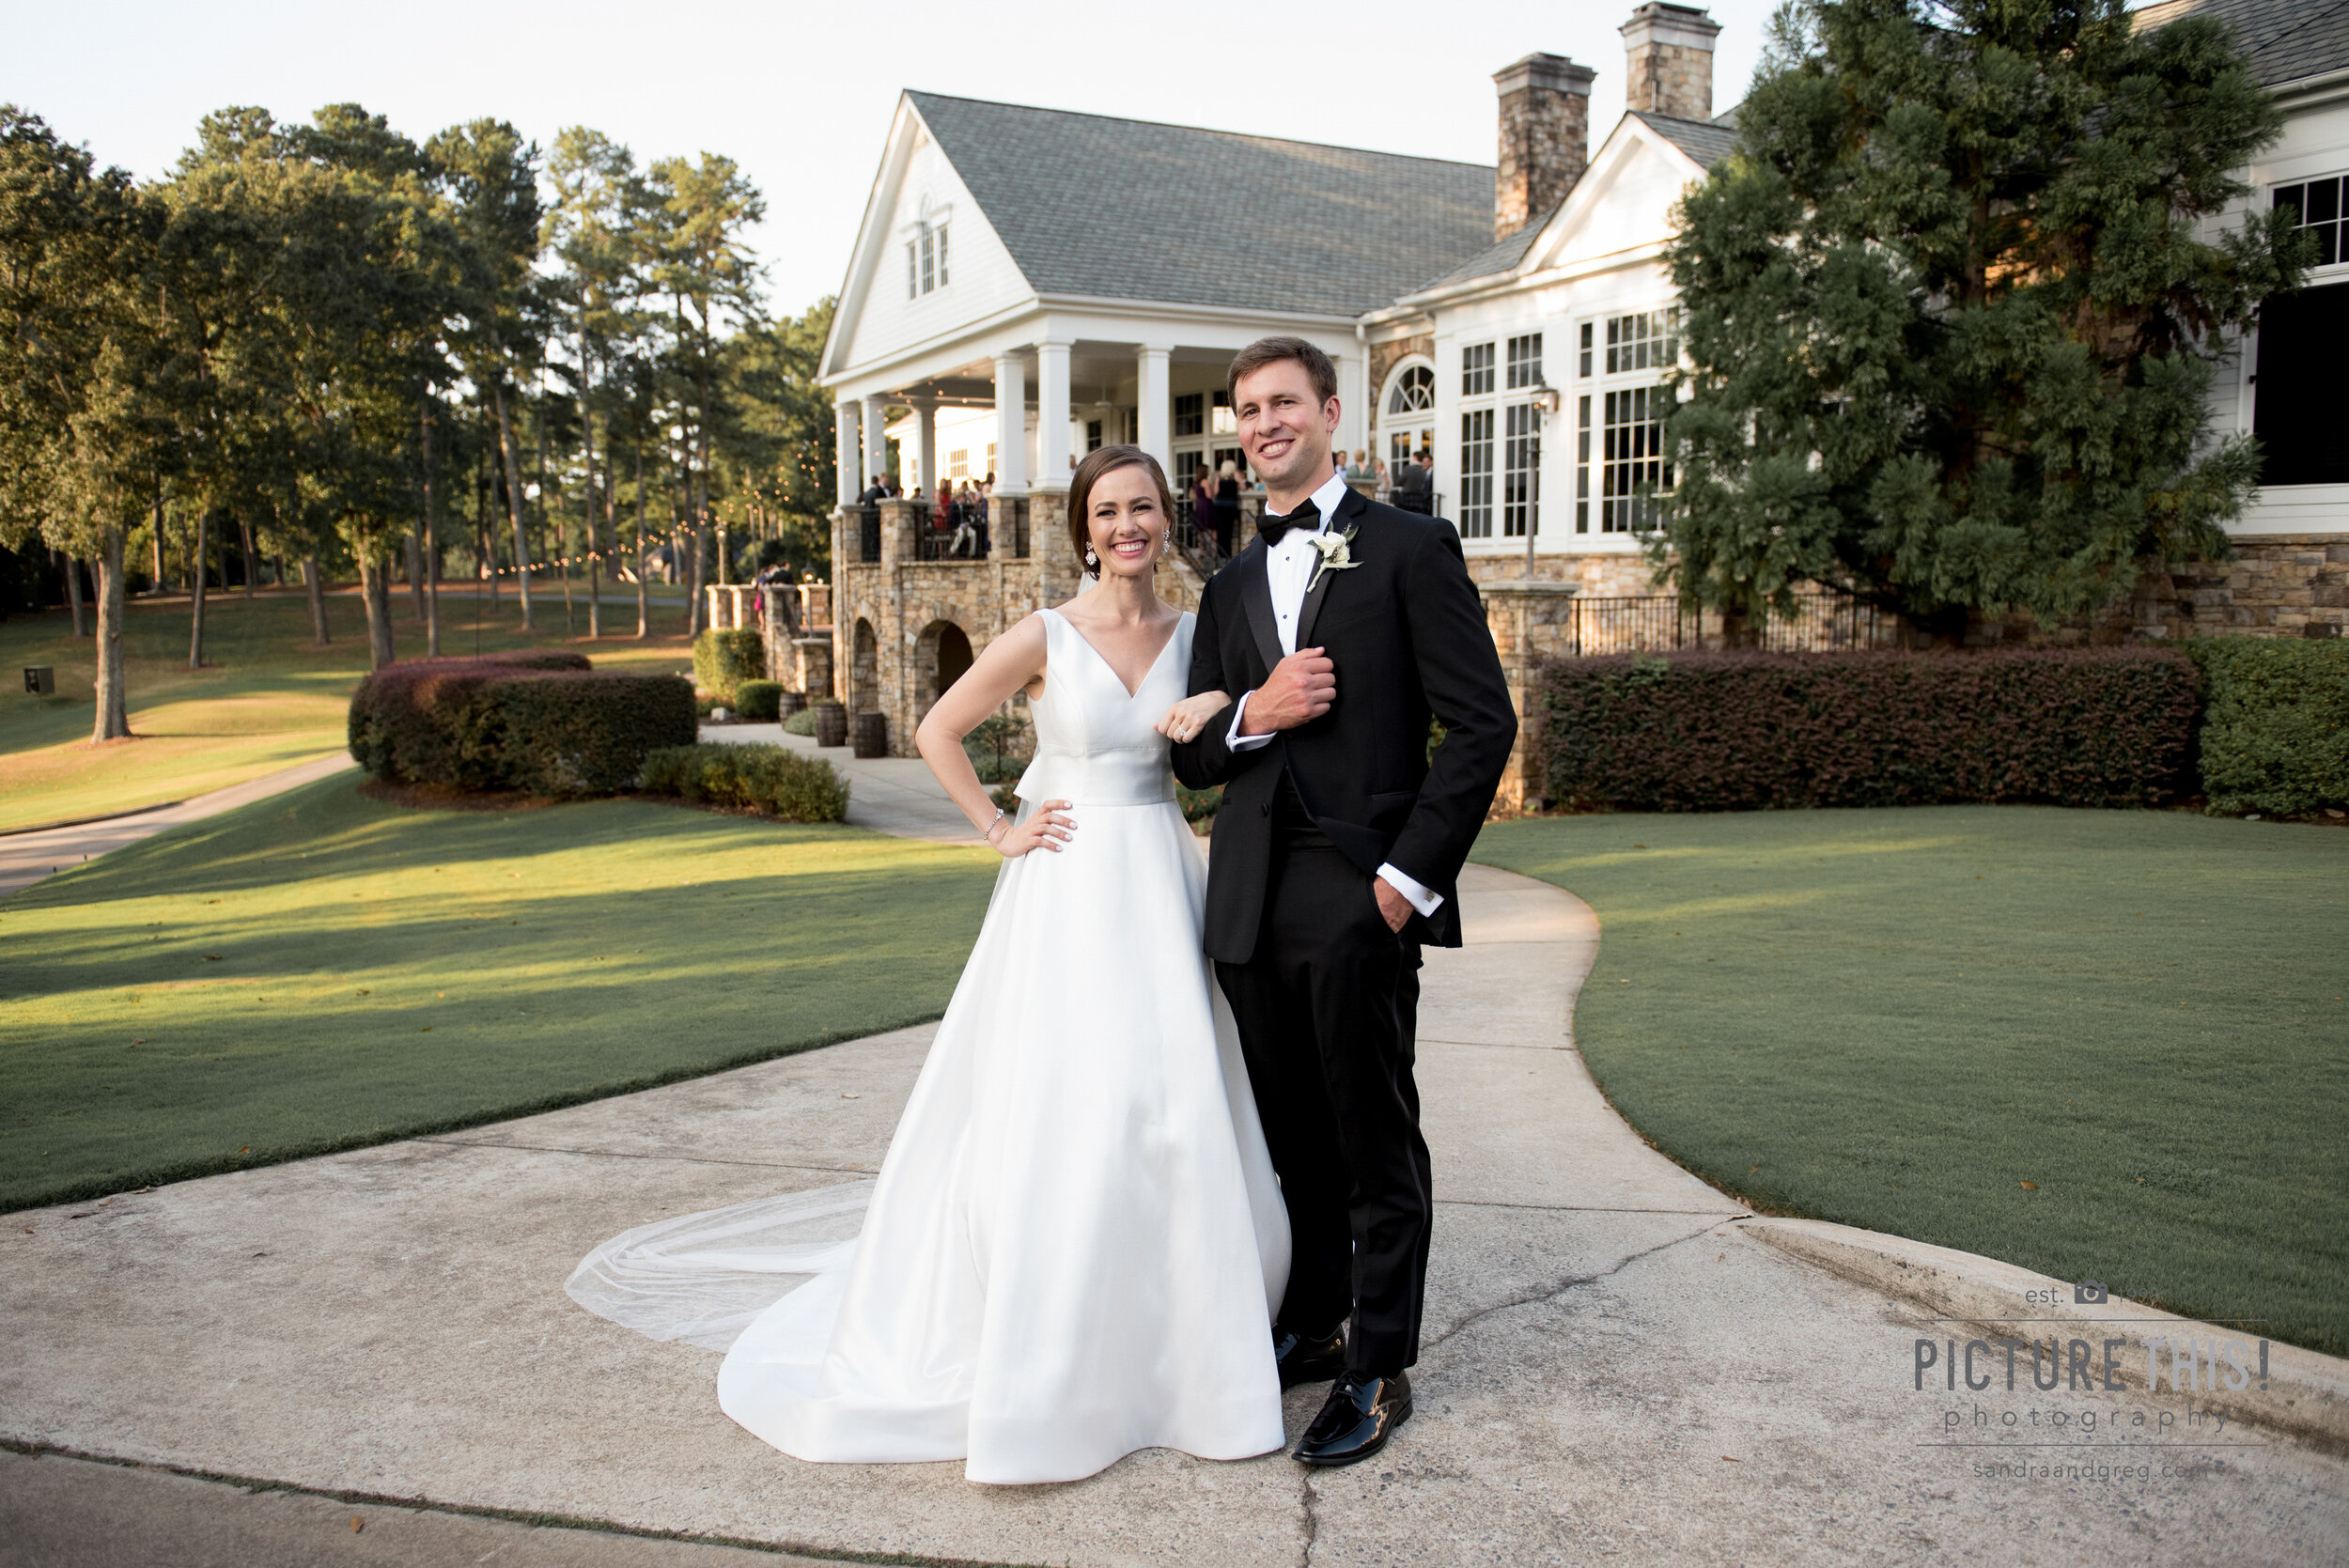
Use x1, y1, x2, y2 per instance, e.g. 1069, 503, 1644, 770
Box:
1292, 1371, 1412, 1467
1273, 1323, 1347, 1389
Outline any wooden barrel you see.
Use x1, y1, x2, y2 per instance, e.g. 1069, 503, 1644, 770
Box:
851, 710, 888, 758
777, 690, 808, 719
812, 702, 848, 748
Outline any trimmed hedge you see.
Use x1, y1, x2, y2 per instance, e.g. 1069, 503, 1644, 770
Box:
693, 629, 764, 699
2187, 638, 2349, 817
1536, 648, 2201, 812
735, 679, 785, 722
639, 742, 849, 822
348, 656, 695, 797
782, 706, 821, 737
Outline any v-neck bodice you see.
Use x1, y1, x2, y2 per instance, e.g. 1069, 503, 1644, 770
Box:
1013, 608, 1190, 806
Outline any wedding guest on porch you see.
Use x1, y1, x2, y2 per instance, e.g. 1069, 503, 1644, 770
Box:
1190, 467, 1223, 559
1214, 458, 1241, 557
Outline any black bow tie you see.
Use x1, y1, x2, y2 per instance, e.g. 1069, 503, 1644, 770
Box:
1258, 499, 1321, 549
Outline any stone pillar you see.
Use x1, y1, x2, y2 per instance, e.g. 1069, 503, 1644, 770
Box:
914, 397, 938, 496
1621, 3, 1721, 122
862, 394, 889, 489
993, 352, 1030, 493
834, 402, 860, 507
876, 498, 921, 569
1035, 339, 1072, 489
1135, 345, 1173, 473
1481, 581, 1579, 812
1028, 490, 1082, 598
1492, 53, 1595, 240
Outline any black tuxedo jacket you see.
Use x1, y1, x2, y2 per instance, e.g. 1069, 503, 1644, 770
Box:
1173, 487, 1517, 963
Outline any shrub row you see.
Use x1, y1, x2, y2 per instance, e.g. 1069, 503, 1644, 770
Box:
639, 742, 849, 822
693, 629, 764, 699
349, 655, 696, 797
2186, 638, 2349, 816
1535, 648, 2201, 812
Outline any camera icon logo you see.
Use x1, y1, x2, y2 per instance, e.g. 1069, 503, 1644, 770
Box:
2075, 1280, 2109, 1305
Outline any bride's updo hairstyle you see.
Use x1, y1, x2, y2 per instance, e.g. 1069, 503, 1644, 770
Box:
1067, 444, 1177, 566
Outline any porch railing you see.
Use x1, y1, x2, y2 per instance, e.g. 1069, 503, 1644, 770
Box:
1567, 590, 1900, 656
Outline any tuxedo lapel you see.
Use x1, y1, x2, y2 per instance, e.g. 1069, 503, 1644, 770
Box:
1294, 487, 1367, 650
1237, 542, 1284, 676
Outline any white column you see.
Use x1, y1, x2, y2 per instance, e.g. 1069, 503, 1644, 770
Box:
992, 352, 1029, 493
1034, 339, 1072, 488
862, 394, 888, 488
1135, 345, 1173, 473
834, 400, 859, 506
914, 397, 938, 496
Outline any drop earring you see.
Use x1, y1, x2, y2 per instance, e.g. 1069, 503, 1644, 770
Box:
1084, 544, 1098, 569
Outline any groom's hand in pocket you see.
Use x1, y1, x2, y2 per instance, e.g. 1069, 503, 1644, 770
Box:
1238, 647, 1335, 735
1373, 875, 1412, 933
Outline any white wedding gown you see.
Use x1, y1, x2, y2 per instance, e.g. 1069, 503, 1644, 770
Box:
568, 607, 1291, 1484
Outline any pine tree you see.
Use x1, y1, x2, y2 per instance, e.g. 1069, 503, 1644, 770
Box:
1660, 0, 2310, 641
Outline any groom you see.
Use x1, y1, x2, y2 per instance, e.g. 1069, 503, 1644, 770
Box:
1173, 336, 1516, 1467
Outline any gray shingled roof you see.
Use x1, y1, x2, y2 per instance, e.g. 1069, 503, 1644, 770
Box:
905, 92, 1496, 318
1412, 109, 1743, 294
2133, 0, 2349, 85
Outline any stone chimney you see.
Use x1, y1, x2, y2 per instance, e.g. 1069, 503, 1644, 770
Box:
1620, 3, 1722, 122
1492, 53, 1595, 240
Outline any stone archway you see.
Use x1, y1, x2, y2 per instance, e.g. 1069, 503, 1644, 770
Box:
913, 619, 974, 724
850, 617, 879, 713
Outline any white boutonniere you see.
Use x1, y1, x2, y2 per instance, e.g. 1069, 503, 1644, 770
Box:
1307, 525, 1361, 592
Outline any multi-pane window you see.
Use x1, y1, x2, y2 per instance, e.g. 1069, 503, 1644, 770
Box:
1085, 418, 1104, 453
1387, 364, 1435, 414
1506, 334, 1544, 390
948, 448, 969, 481
2276, 176, 2345, 267
1575, 395, 1593, 532
986, 442, 996, 474
907, 225, 951, 298
1210, 389, 1237, 435
1459, 408, 1495, 537
1174, 393, 1205, 437
1462, 342, 1495, 396
1579, 322, 1595, 378
1597, 387, 1671, 532
1501, 402, 1539, 537
1605, 309, 1677, 373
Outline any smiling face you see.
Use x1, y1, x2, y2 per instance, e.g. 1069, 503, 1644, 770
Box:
1233, 359, 1339, 497
1083, 460, 1169, 580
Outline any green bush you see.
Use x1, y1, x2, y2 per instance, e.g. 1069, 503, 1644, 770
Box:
735, 679, 785, 722
1537, 647, 2201, 811
1178, 783, 1223, 823
489, 674, 700, 796
964, 714, 1033, 784
782, 706, 820, 737
348, 652, 596, 789
639, 742, 849, 822
348, 658, 693, 797
2187, 638, 2349, 817
692, 629, 764, 699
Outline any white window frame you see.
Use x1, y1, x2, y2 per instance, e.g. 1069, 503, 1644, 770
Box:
1576, 308, 1679, 536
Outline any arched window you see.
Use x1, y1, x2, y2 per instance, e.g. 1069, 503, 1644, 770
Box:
1386, 364, 1435, 415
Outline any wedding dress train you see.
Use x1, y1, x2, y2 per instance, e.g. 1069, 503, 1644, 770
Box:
568, 607, 1290, 1484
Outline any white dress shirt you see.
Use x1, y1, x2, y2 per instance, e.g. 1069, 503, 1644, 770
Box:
1226, 468, 1443, 918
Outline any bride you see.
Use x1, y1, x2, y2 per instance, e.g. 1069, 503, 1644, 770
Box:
568, 445, 1291, 1485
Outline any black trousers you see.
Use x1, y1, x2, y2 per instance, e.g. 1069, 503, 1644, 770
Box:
1216, 794, 1431, 1377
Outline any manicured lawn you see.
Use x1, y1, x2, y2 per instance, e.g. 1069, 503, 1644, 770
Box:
1474, 807, 2349, 1356
0, 772, 998, 1212
0, 585, 696, 832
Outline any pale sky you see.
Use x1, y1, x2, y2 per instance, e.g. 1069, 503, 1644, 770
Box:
8, 0, 1781, 321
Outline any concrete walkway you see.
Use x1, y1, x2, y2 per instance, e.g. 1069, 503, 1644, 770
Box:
0, 753, 357, 899
697, 721, 982, 844
5, 753, 2346, 1564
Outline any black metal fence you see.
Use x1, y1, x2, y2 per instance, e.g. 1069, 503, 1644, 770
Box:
857, 504, 880, 564
1568, 591, 1899, 656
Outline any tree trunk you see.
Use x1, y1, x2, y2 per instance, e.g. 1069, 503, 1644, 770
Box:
538, 411, 573, 637
150, 480, 165, 594
239, 516, 257, 599
91, 527, 130, 741
478, 442, 499, 609
633, 440, 649, 639
584, 426, 601, 640
421, 408, 442, 658
187, 511, 209, 668
490, 378, 533, 629
63, 550, 87, 636
303, 555, 329, 644
358, 551, 396, 670
580, 308, 599, 640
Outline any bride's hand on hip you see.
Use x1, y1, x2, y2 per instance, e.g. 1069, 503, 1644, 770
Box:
1155, 690, 1232, 743
994, 800, 1074, 857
